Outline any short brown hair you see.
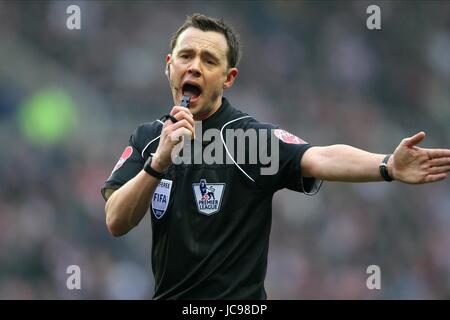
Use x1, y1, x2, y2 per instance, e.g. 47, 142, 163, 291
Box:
170, 13, 241, 68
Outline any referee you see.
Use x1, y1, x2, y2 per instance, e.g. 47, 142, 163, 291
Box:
101, 14, 450, 299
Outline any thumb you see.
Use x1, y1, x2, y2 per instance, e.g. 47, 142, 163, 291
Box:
403, 131, 426, 147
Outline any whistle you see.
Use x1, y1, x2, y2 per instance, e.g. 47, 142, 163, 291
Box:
181, 95, 191, 108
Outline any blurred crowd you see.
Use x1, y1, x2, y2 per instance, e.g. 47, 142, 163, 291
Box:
0, 1, 449, 299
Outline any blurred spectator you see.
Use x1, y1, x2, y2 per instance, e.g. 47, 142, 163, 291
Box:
0, 1, 449, 299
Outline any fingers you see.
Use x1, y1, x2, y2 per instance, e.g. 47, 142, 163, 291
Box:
429, 157, 450, 167
425, 173, 447, 183
163, 106, 194, 126
403, 131, 426, 147
429, 165, 450, 174
170, 105, 193, 116
170, 127, 193, 143
425, 149, 450, 159
162, 106, 195, 139
165, 118, 195, 141
170, 106, 194, 125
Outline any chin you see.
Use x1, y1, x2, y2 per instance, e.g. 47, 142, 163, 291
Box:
187, 99, 202, 111
190, 105, 204, 116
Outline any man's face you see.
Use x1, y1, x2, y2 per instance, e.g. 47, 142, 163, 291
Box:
166, 27, 238, 119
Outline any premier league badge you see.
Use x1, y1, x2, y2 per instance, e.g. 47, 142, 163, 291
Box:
192, 179, 225, 215
152, 179, 173, 219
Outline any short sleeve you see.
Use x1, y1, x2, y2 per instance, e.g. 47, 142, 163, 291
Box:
255, 127, 323, 195
101, 128, 146, 201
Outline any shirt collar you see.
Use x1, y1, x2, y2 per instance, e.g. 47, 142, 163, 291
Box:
200, 97, 233, 131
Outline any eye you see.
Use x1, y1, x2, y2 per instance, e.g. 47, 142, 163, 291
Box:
206, 60, 216, 65
179, 54, 190, 60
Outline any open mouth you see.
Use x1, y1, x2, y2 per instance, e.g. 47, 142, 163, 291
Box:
182, 83, 202, 99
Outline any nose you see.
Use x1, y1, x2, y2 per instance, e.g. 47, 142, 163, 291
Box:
188, 57, 202, 77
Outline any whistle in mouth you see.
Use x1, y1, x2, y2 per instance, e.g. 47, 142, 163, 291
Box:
181, 95, 191, 108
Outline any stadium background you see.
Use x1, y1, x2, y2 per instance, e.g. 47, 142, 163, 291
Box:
0, 0, 449, 299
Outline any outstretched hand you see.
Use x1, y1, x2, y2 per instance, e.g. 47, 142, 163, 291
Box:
390, 132, 450, 184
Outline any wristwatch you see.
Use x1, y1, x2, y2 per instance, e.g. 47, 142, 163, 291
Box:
379, 154, 394, 182
143, 156, 165, 179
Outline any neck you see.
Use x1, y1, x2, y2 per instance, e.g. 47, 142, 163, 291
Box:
193, 97, 222, 121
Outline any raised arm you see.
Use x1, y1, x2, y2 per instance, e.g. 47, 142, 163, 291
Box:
105, 106, 195, 236
301, 132, 450, 184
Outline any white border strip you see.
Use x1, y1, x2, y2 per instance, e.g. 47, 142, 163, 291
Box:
220, 116, 255, 183
141, 119, 164, 158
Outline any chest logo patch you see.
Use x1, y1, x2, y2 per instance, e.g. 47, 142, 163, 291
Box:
152, 179, 173, 219
192, 179, 225, 216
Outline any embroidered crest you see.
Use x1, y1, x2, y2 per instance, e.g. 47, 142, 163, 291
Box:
274, 129, 307, 144
112, 146, 133, 173
192, 179, 225, 216
152, 179, 173, 219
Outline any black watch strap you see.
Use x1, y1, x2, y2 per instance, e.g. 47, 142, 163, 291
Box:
143, 156, 165, 179
379, 154, 394, 182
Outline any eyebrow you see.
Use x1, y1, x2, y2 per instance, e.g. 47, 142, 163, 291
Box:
203, 51, 219, 62
177, 47, 221, 62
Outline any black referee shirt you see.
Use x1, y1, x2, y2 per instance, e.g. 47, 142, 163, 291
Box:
101, 97, 321, 299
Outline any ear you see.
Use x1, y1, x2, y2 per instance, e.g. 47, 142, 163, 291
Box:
223, 68, 238, 90
165, 54, 172, 78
